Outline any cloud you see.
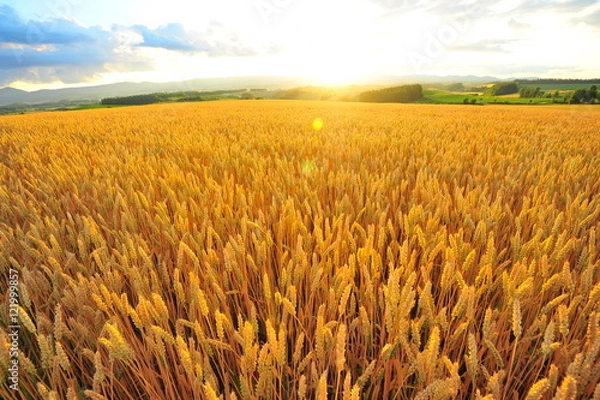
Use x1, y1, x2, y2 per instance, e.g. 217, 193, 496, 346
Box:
583, 9, 600, 27
0, 5, 125, 85
529, 0, 597, 12
132, 23, 199, 52
508, 18, 531, 30
371, 0, 597, 24
0, 5, 103, 45
0, 5, 269, 86
490, 63, 581, 77
450, 39, 515, 53
372, 0, 504, 17
0, 43, 150, 86
371, 0, 596, 12
0, 45, 108, 69
130, 22, 261, 56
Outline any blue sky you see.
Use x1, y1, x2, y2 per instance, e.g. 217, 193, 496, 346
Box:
1, 0, 600, 90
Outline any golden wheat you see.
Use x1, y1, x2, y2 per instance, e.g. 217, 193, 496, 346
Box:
0, 101, 599, 399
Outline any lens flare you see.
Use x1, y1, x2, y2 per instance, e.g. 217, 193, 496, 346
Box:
312, 118, 324, 131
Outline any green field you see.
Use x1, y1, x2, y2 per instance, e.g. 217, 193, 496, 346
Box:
420, 89, 562, 105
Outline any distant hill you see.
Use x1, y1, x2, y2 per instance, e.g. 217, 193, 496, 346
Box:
0, 75, 503, 107
0, 76, 310, 107
0, 87, 30, 104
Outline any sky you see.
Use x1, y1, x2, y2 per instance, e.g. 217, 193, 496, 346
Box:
1, 0, 600, 90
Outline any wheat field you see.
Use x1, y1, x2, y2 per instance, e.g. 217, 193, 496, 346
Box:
1, 101, 599, 399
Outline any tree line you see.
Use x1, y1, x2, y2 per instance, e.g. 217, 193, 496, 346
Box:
101, 94, 165, 105
101, 90, 247, 105
359, 84, 423, 103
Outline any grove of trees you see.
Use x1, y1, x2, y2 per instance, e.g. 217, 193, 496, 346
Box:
519, 87, 545, 99
359, 84, 423, 103
484, 82, 519, 96
566, 85, 598, 104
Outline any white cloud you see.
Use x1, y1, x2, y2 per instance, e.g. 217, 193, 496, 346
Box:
0, 4, 278, 86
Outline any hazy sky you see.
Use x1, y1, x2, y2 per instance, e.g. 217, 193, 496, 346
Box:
1, 0, 600, 90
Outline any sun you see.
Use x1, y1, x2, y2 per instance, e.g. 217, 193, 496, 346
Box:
289, 21, 377, 86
